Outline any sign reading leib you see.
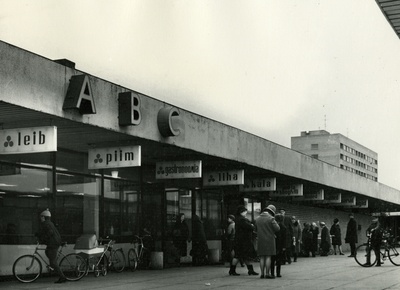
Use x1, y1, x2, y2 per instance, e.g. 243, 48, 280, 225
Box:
269, 184, 303, 197
203, 169, 244, 186
156, 160, 202, 179
240, 177, 276, 192
0, 126, 57, 154
88, 145, 141, 169
293, 189, 324, 201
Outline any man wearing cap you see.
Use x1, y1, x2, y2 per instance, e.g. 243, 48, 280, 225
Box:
36, 209, 66, 283
319, 222, 331, 256
255, 205, 280, 279
345, 213, 358, 257
365, 217, 384, 266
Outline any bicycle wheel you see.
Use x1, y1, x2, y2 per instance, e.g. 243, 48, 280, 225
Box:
388, 243, 400, 266
13, 255, 42, 283
111, 249, 126, 272
354, 244, 376, 267
59, 253, 88, 281
128, 248, 138, 271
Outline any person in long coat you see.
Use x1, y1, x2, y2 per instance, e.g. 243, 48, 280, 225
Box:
345, 213, 358, 257
330, 218, 344, 255
255, 204, 280, 279
280, 209, 294, 264
271, 213, 286, 278
191, 214, 208, 266
319, 222, 331, 256
311, 222, 319, 257
292, 217, 302, 262
228, 205, 258, 276
173, 213, 189, 262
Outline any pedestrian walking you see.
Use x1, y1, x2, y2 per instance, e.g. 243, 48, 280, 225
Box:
330, 218, 344, 255
228, 205, 258, 276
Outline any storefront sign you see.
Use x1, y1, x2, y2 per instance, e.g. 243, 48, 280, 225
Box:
88, 145, 141, 169
156, 160, 202, 179
345, 198, 368, 208
0, 126, 57, 154
341, 196, 356, 206
240, 177, 276, 192
293, 189, 324, 201
320, 192, 341, 204
203, 169, 244, 186
269, 184, 303, 197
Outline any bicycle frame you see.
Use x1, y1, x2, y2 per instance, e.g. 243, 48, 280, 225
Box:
31, 243, 64, 271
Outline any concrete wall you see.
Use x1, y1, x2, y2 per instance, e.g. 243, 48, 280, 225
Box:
1, 40, 400, 206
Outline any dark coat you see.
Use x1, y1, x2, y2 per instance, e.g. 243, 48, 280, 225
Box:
173, 219, 189, 256
330, 223, 342, 246
255, 212, 280, 256
320, 226, 331, 252
276, 222, 287, 254
234, 215, 256, 259
283, 215, 294, 248
37, 220, 61, 249
292, 222, 302, 253
345, 218, 358, 244
311, 226, 319, 252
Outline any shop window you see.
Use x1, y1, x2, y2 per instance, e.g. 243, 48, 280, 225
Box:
55, 172, 101, 243
196, 190, 223, 240
0, 163, 52, 245
103, 178, 140, 243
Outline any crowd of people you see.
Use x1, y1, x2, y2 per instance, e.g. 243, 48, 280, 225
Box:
224, 206, 360, 278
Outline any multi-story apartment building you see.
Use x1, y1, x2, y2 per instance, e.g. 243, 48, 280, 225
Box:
291, 130, 378, 181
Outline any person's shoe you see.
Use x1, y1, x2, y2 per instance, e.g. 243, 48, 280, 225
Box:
340, 252, 344, 255
55, 277, 67, 284
260, 274, 264, 279
247, 265, 259, 276
229, 265, 240, 276
277, 274, 282, 278
348, 255, 355, 257
265, 275, 275, 279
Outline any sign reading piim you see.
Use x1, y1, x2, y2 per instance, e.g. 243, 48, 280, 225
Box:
88, 146, 141, 169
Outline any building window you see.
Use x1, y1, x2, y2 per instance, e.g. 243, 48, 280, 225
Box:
311, 144, 318, 150
311, 154, 319, 159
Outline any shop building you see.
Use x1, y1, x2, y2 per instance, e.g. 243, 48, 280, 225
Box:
291, 130, 378, 181
1, 40, 400, 276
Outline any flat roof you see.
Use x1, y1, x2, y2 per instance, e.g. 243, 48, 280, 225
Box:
376, 0, 400, 39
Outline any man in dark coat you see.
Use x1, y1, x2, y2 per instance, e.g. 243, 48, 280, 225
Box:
173, 213, 189, 262
345, 213, 358, 257
279, 209, 294, 264
319, 222, 331, 256
228, 206, 258, 276
191, 214, 208, 266
36, 209, 66, 284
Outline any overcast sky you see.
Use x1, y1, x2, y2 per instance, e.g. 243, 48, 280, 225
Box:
1, 1, 400, 189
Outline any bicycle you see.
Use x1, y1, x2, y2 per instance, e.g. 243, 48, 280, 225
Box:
102, 238, 126, 273
13, 241, 87, 283
83, 237, 125, 277
354, 231, 400, 267
127, 234, 153, 271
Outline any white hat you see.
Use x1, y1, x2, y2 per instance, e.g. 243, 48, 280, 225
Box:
40, 209, 51, 217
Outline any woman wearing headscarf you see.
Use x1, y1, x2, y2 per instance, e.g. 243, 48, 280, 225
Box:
255, 204, 280, 279
228, 205, 258, 276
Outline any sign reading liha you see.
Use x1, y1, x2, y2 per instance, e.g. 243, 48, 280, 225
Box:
0, 126, 57, 154
240, 177, 276, 192
269, 184, 303, 197
88, 146, 141, 169
156, 160, 202, 179
293, 189, 324, 201
203, 169, 244, 186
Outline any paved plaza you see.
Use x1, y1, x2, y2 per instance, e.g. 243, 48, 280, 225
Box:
2, 254, 400, 290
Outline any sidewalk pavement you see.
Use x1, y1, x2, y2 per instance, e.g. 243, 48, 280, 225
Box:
2, 254, 400, 290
